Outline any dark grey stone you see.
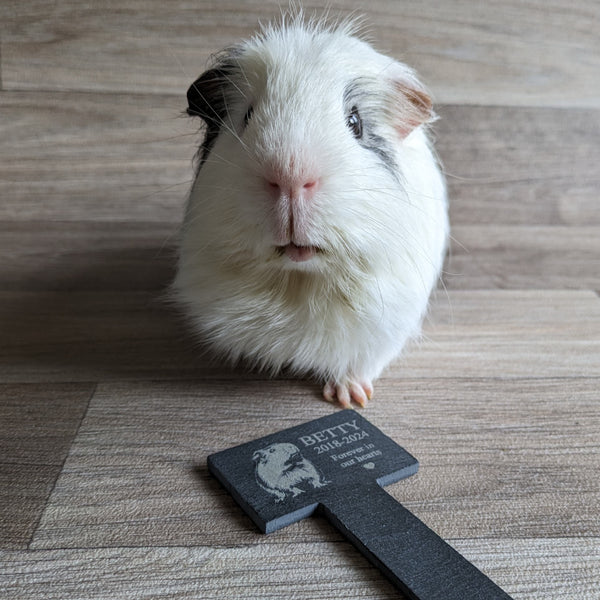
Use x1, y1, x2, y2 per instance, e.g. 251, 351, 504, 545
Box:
208, 410, 514, 599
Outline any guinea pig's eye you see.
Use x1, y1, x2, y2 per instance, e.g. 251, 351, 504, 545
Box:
243, 106, 254, 127
346, 106, 363, 139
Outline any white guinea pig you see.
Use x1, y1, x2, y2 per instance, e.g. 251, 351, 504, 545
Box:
174, 15, 448, 408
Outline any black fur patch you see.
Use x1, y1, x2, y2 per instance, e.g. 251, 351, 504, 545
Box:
187, 59, 238, 166
361, 132, 398, 177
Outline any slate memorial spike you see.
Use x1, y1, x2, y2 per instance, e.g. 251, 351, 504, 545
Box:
208, 410, 514, 599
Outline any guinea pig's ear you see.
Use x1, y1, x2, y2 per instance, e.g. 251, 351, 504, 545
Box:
386, 64, 436, 138
186, 58, 238, 166
186, 66, 233, 125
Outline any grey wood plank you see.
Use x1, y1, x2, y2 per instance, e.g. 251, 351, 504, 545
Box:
0, 290, 209, 383
400, 290, 600, 378
3, 539, 600, 599
445, 225, 600, 290
426, 289, 600, 340
435, 105, 600, 226
0, 91, 194, 222
0, 221, 178, 291
2, 1, 598, 107
2, 93, 598, 228
30, 377, 600, 550
2, 218, 598, 299
2, 290, 598, 383
0, 383, 94, 549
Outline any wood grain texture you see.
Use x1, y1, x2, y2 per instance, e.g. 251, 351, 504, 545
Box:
2, 97, 599, 227
2, 290, 598, 383
435, 105, 600, 227
0, 291, 203, 382
0, 383, 94, 548
1, 1, 599, 597
0, 91, 193, 222
2, 1, 599, 107
446, 226, 600, 290
0, 221, 178, 291
29, 377, 600, 551
3, 539, 600, 600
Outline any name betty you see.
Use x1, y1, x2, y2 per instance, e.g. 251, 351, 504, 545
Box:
298, 420, 361, 447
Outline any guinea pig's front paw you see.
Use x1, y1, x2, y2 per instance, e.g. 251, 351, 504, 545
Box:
323, 378, 374, 409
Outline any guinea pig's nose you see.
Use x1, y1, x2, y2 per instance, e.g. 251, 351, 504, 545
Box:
266, 176, 320, 202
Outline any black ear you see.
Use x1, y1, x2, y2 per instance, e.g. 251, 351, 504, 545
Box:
186, 64, 236, 166
186, 67, 232, 123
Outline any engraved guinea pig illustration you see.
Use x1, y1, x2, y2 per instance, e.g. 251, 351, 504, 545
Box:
252, 442, 329, 502
174, 15, 449, 407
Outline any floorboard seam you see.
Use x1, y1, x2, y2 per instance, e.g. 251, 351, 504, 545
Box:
22, 535, 600, 554
26, 382, 98, 550
0, 85, 184, 101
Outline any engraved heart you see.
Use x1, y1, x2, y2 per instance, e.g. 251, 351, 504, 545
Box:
363, 462, 375, 470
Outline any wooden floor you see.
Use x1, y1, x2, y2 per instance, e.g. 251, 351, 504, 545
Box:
1, 1, 599, 598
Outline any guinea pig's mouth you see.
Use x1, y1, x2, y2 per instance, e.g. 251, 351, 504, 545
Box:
277, 243, 321, 263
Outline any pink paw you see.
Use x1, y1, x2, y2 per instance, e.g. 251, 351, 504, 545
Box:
322, 378, 374, 408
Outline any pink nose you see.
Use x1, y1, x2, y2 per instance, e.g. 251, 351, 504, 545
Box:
266, 176, 320, 201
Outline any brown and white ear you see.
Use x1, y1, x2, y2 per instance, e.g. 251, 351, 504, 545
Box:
386, 63, 436, 138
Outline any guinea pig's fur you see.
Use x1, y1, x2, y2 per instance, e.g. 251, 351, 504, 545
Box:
173, 15, 448, 407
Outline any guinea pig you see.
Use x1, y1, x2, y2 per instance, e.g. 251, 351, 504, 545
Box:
173, 14, 448, 408
253, 442, 329, 502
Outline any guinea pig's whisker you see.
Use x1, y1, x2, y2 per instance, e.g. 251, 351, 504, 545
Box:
445, 232, 468, 252
199, 150, 251, 173
440, 169, 482, 183
187, 82, 251, 156
193, 184, 245, 193
221, 71, 249, 101
342, 184, 449, 230
234, 64, 253, 96
140, 131, 200, 143
133, 179, 195, 203
342, 201, 442, 284
352, 202, 453, 309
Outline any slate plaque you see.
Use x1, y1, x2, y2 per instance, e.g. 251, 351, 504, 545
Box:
208, 410, 514, 600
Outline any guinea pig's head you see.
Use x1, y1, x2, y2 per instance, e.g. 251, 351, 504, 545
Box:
186, 18, 435, 276
252, 443, 300, 468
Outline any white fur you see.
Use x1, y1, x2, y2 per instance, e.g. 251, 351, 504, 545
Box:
174, 16, 448, 399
